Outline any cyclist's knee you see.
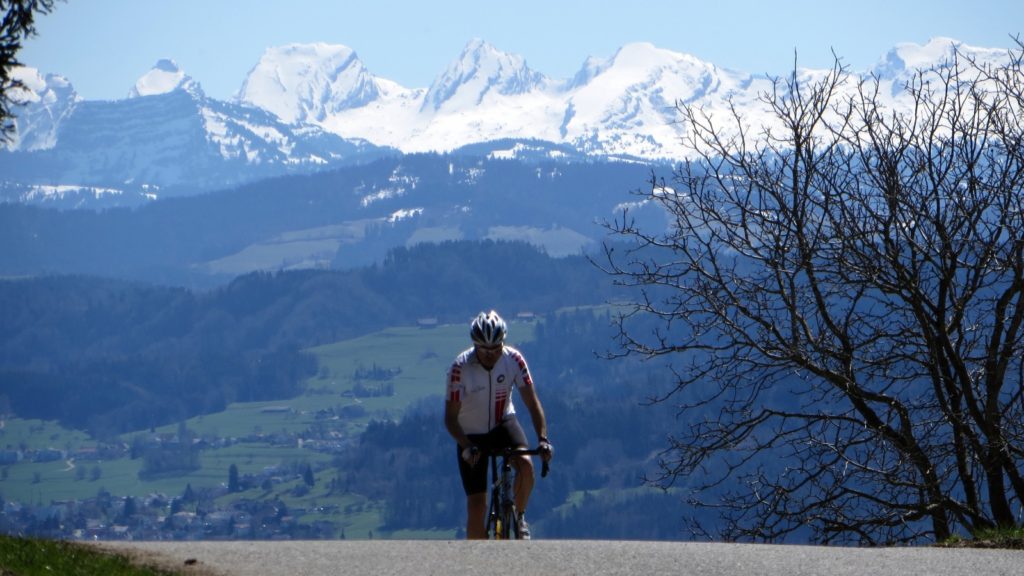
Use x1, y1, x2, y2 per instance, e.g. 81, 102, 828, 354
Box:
513, 454, 535, 475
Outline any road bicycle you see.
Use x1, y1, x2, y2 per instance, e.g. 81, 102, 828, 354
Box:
484, 446, 549, 540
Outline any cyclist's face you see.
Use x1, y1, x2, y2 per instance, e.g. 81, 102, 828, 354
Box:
474, 342, 503, 369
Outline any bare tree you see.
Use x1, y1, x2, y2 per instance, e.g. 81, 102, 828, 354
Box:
1, 0, 59, 142
600, 40, 1024, 544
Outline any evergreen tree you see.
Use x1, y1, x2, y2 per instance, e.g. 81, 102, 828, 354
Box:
228, 464, 240, 493
120, 496, 137, 523
1, 0, 59, 142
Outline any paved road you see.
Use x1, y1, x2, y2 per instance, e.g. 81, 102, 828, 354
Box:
95, 540, 1024, 576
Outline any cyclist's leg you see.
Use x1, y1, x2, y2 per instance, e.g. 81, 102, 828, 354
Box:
466, 492, 487, 539
457, 437, 490, 539
497, 418, 535, 515
513, 453, 535, 513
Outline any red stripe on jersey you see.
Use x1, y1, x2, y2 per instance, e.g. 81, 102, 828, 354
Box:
494, 389, 509, 423
511, 350, 533, 388
450, 390, 461, 402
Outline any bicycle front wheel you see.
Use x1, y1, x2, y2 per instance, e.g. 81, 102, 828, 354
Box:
501, 504, 519, 540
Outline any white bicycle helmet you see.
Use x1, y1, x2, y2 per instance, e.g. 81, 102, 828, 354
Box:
470, 310, 507, 345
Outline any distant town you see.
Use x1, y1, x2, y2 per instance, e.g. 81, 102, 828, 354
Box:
0, 417, 398, 541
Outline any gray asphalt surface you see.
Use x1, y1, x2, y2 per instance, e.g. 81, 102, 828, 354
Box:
94, 539, 1024, 576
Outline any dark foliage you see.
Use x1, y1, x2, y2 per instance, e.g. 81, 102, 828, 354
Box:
600, 44, 1024, 543
0, 240, 617, 436
1, 0, 59, 142
0, 154, 658, 286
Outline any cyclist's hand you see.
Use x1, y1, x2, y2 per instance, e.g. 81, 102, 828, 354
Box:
461, 445, 480, 466
539, 440, 553, 462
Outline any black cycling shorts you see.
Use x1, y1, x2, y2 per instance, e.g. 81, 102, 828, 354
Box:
457, 417, 528, 496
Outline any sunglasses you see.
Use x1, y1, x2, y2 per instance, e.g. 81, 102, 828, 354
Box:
475, 343, 503, 352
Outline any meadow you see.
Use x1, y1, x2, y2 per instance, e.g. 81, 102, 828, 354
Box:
0, 321, 536, 538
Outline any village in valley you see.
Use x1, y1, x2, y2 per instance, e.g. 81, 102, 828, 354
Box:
1, 404, 396, 542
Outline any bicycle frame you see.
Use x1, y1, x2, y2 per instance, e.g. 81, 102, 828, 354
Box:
483, 447, 548, 540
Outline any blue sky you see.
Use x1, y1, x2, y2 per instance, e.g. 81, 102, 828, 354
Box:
20, 0, 1023, 101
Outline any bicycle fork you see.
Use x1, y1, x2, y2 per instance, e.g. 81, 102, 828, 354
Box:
500, 459, 518, 539
487, 456, 519, 539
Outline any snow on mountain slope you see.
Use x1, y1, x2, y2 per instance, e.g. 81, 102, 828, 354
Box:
422, 38, 551, 112
317, 78, 427, 152
560, 42, 755, 158
318, 39, 739, 156
236, 43, 388, 123
871, 36, 1009, 80
3, 37, 1013, 205
0, 60, 392, 202
316, 40, 565, 153
330, 38, 1012, 158
128, 58, 200, 98
6, 66, 78, 151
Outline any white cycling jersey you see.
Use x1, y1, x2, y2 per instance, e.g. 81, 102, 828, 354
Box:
446, 345, 534, 435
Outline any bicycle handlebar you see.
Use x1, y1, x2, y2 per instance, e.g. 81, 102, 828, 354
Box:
481, 446, 551, 477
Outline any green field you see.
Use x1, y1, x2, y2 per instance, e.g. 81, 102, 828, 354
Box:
0, 418, 92, 452
149, 323, 488, 440
0, 321, 537, 538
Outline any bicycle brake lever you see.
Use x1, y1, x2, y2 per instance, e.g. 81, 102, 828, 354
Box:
541, 460, 549, 478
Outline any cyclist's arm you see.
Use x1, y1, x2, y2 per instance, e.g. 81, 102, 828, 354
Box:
444, 397, 473, 448
518, 384, 548, 446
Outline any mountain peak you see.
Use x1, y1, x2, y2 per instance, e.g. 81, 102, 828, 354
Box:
153, 58, 181, 73
567, 42, 719, 92
463, 37, 489, 53
236, 42, 383, 123
422, 39, 548, 112
4, 66, 77, 151
612, 42, 712, 73
7, 35, 1018, 192
128, 59, 201, 99
871, 37, 1009, 79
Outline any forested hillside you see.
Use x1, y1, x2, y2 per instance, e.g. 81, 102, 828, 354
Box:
0, 241, 621, 437
1, 238, 701, 539
0, 154, 661, 286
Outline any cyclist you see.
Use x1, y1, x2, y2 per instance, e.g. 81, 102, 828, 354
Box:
445, 310, 553, 539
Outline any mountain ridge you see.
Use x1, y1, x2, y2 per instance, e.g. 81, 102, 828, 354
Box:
237, 36, 1013, 157
2, 37, 1013, 206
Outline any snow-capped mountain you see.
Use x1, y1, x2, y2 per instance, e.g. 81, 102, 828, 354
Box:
252, 37, 1011, 159
559, 42, 758, 158
2, 37, 1012, 208
421, 38, 550, 112
1, 59, 393, 206
6, 66, 78, 151
293, 39, 762, 157
871, 36, 1010, 81
128, 58, 200, 98
236, 43, 385, 123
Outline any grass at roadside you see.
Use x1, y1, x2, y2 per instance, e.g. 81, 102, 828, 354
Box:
0, 533, 183, 576
938, 526, 1024, 549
